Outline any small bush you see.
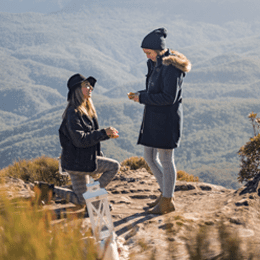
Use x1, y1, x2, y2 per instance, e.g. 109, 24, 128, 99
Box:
121, 156, 152, 174
177, 170, 199, 182
238, 134, 260, 183
0, 156, 68, 186
238, 112, 260, 183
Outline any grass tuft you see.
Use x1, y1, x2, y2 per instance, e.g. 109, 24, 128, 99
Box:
0, 156, 68, 186
0, 189, 97, 260
121, 156, 199, 182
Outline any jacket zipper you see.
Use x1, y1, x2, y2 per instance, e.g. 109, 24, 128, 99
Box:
141, 106, 146, 134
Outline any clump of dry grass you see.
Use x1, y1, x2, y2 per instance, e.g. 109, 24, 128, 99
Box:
121, 156, 152, 173
129, 217, 259, 260
1, 156, 198, 186
185, 222, 258, 260
0, 189, 97, 260
121, 156, 199, 182
0, 156, 68, 186
177, 170, 199, 182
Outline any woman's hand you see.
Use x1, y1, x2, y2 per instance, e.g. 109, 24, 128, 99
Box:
105, 127, 119, 138
127, 92, 139, 102
127, 92, 135, 100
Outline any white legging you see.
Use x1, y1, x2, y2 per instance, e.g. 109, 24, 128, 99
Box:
143, 146, 177, 198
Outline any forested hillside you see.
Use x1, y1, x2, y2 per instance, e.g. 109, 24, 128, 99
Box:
0, 0, 260, 189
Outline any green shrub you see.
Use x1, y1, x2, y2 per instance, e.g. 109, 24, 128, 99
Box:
0, 156, 68, 186
238, 112, 260, 183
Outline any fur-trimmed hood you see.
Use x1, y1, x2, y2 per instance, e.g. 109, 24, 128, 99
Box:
163, 49, 191, 73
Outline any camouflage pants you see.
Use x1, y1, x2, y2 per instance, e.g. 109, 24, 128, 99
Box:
54, 156, 120, 206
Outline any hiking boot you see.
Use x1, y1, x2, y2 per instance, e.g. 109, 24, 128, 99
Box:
147, 193, 162, 208
147, 197, 175, 215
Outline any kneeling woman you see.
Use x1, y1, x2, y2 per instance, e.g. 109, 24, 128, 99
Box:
59, 73, 120, 206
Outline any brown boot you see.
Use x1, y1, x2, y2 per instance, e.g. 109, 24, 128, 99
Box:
147, 193, 162, 208
147, 197, 175, 215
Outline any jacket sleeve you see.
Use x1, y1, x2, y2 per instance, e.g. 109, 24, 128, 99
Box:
139, 66, 182, 106
66, 108, 109, 148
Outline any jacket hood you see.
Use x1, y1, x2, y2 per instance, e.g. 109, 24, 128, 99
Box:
162, 50, 191, 73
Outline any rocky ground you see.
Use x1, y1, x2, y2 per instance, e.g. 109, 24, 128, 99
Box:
1, 169, 260, 259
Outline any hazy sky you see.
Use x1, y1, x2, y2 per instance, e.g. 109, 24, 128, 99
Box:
0, 0, 70, 13
1, 0, 260, 25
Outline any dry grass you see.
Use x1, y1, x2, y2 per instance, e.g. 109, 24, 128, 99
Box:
1, 156, 260, 259
121, 156, 199, 182
129, 218, 260, 260
0, 189, 97, 260
177, 170, 199, 182
0, 156, 68, 186
1, 156, 198, 187
185, 222, 259, 260
121, 156, 152, 174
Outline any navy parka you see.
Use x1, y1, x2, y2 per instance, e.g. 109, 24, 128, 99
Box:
137, 49, 190, 149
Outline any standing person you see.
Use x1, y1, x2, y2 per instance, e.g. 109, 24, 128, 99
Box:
59, 73, 120, 207
128, 28, 191, 215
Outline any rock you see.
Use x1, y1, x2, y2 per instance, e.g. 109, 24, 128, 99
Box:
0, 176, 34, 199
199, 185, 212, 191
159, 222, 174, 230
235, 199, 249, 207
205, 220, 215, 225
229, 217, 244, 225
239, 173, 260, 196
175, 182, 196, 191
238, 228, 255, 238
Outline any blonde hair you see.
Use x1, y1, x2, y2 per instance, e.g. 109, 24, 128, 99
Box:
62, 81, 97, 119
155, 49, 167, 56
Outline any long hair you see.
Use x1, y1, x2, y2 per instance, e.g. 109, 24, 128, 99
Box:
62, 82, 97, 119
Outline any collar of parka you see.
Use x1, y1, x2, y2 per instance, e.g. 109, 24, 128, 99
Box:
160, 49, 191, 73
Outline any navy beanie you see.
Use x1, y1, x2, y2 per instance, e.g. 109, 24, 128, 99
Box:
141, 28, 167, 50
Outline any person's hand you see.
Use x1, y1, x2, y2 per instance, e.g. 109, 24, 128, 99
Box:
127, 92, 139, 102
105, 127, 119, 138
133, 94, 139, 103
127, 92, 135, 100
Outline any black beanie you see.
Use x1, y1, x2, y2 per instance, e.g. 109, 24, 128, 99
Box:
141, 28, 167, 50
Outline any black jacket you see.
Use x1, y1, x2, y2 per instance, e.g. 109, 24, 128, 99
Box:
137, 49, 191, 149
59, 106, 109, 172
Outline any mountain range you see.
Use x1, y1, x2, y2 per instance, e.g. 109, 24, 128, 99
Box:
0, 0, 260, 189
